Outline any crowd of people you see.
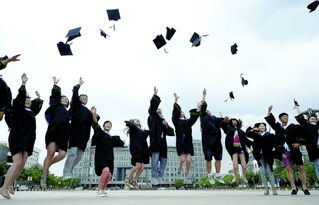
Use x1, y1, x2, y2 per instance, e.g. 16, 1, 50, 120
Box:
0, 55, 318, 199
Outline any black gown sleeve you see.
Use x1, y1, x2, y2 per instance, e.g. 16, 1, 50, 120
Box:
13, 85, 27, 110
264, 113, 279, 131
172, 103, 181, 127
164, 124, 175, 136
200, 101, 208, 116
49, 85, 62, 107
112, 136, 125, 147
69, 84, 81, 113
187, 108, 200, 127
148, 94, 161, 116
31, 98, 43, 116
295, 114, 307, 127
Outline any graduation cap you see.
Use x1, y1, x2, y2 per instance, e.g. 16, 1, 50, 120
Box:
240, 74, 248, 87
307, 1, 319, 12
66, 27, 81, 42
231, 43, 238, 55
100, 28, 109, 38
153, 35, 167, 49
229, 91, 235, 100
57, 42, 73, 56
190, 32, 201, 47
166, 27, 176, 40
294, 98, 300, 107
107, 9, 121, 21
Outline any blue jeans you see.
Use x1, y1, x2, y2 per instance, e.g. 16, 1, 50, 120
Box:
314, 158, 319, 181
151, 152, 167, 178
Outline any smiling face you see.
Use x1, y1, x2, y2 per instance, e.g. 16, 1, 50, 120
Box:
25, 98, 32, 108
258, 123, 266, 132
103, 121, 112, 132
308, 116, 317, 124
79, 94, 88, 105
60, 96, 69, 107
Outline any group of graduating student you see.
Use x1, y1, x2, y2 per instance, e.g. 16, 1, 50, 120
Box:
0, 56, 318, 199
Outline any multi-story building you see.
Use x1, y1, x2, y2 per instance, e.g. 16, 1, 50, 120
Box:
25, 147, 41, 168
73, 139, 207, 186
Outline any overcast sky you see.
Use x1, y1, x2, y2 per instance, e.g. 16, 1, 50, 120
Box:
1, 0, 318, 176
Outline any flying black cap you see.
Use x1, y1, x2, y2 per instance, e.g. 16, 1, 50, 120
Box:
307, 1, 319, 12
294, 98, 300, 107
229, 91, 235, 100
231, 43, 238, 55
57, 42, 73, 56
190, 32, 201, 47
153, 35, 167, 49
107, 9, 121, 21
166, 27, 176, 40
100, 28, 109, 38
66, 27, 81, 42
240, 74, 248, 87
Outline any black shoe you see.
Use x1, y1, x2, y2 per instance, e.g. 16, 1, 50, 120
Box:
291, 189, 298, 195
302, 189, 310, 195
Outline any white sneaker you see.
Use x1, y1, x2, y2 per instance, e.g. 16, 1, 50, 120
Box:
97, 190, 107, 197
151, 177, 159, 185
214, 175, 225, 184
207, 174, 215, 185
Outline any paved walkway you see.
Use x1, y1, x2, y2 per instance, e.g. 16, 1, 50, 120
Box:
1, 189, 318, 205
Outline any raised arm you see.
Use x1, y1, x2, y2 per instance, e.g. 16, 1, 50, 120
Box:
112, 136, 125, 147
0, 54, 21, 70
163, 120, 175, 136
295, 106, 307, 127
49, 77, 62, 107
30, 91, 43, 116
91, 106, 103, 135
172, 93, 181, 125
187, 108, 200, 127
264, 105, 278, 130
70, 77, 84, 107
148, 86, 161, 116
13, 73, 28, 109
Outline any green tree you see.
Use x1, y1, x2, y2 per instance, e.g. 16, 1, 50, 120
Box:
174, 178, 184, 189
0, 161, 8, 176
199, 176, 212, 189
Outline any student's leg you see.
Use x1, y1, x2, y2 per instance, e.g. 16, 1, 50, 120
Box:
151, 152, 159, 178
259, 160, 269, 190
159, 157, 168, 178
265, 163, 276, 190
206, 160, 212, 174
50, 149, 66, 166
185, 154, 192, 177
239, 153, 248, 182
127, 163, 141, 180
98, 167, 111, 191
179, 154, 186, 173
43, 143, 57, 176
1, 153, 24, 189
63, 147, 77, 176
232, 153, 239, 181
313, 158, 319, 180
297, 165, 308, 189
70, 148, 84, 172
134, 163, 145, 181
285, 166, 296, 190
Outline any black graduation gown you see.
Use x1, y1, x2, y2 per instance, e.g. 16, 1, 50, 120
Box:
172, 103, 199, 156
200, 101, 224, 152
0, 64, 12, 114
68, 85, 93, 151
7, 85, 43, 156
91, 123, 124, 176
246, 129, 276, 171
265, 113, 304, 164
147, 95, 175, 158
295, 114, 319, 162
222, 125, 251, 164
125, 121, 150, 165
45, 85, 70, 152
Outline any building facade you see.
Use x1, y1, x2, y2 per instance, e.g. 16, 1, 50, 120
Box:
73, 139, 207, 185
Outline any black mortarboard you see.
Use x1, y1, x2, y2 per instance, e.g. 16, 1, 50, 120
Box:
57, 42, 73, 56
294, 98, 300, 107
231, 43, 238, 55
229, 91, 235, 100
240, 74, 248, 87
307, 1, 319, 12
153, 35, 167, 49
107, 9, 121, 21
190, 32, 201, 47
66, 27, 81, 42
166, 27, 176, 40
100, 28, 109, 38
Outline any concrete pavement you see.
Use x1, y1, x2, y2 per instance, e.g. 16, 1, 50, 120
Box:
1, 189, 318, 205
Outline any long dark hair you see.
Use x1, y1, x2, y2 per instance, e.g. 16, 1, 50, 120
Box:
229, 118, 242, 129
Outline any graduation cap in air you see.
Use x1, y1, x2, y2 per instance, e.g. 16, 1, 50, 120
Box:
294, 99, 300, 107
107, 9, 121, 21
240, 74, 248, 87
190, 32, 201, 47
231, 43, 238, 55
57, 42, 73, 56
153, 35, 167, 49
66, 27, 81, 42
166, 27, 176, 40
307, 1, 319, 12
100, 28, 110, 38
224, 91, 235, 102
